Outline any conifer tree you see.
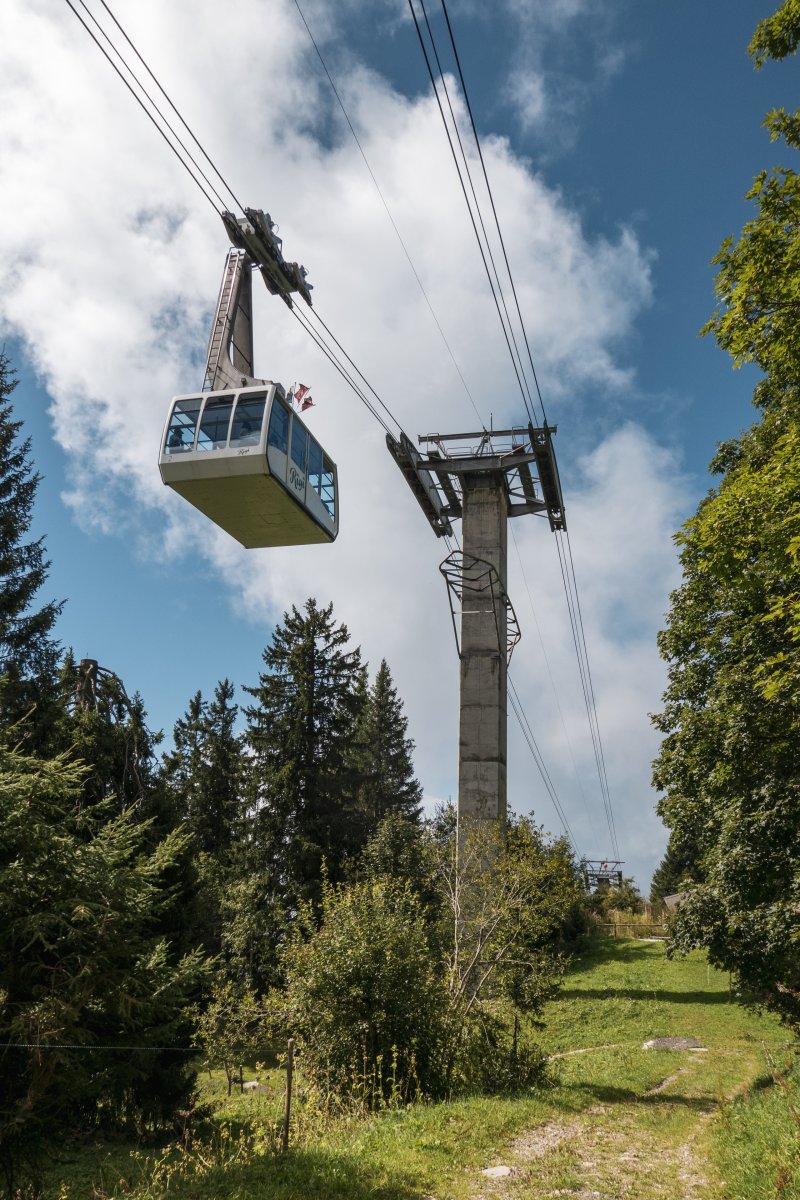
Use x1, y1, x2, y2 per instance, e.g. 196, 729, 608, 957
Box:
162, 679, 243, 858
244, 598, 365, 908
160, 681, 245, 961
0, 352, 62, 743
649, 833, 699, 905
352, 658, 422, 831
0, 740, 206, 1192
59, 655, 162, 817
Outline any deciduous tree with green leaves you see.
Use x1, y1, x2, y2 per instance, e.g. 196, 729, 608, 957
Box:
654, 0, 800, 1030
280, 877, 447, 1103
440, 816, 584, 1090
193, 977, 270, 1096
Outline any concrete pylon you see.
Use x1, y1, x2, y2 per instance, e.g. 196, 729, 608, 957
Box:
457, 472, 508, 841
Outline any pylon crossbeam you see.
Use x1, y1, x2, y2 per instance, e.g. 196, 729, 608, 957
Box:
389, 424, 565, 536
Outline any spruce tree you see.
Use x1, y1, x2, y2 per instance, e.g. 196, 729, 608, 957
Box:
162, 679, 243, 858
0, 352, 62, 743
244, 598, 365, 908
649, 833, 699, 905
160, 681, 245, 961
352, 659, 422, 831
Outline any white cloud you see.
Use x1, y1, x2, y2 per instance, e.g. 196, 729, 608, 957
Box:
495, 0, 626, 139
505, 426, 688, 881
0, 0, 674, 886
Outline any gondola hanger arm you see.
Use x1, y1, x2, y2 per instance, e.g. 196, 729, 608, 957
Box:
221, 208, 313, 308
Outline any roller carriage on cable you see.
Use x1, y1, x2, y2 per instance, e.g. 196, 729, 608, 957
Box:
159, 208, 338, 548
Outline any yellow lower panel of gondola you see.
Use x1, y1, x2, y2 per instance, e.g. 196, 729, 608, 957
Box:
167, 472, 334, 548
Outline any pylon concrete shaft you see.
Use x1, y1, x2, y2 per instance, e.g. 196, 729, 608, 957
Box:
457, 472, 508, 838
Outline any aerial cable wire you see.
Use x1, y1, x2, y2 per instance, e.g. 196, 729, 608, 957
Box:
562, 527, 619, 855
92, 0, 246, 214
303, 307, 404, 437
416, 0, 537, 426
65, 0, 412, 445
552, 530, 619, 860
290, 0, 484, 427
287, 304, 394, 436
406, 0, 534, 421
438, 0, 548, 427
508, 674, 579, 855
64, 0, 228, 216
414, 0, 536, 425
509, 523, 600, 848
66, 0, 492, 457
410, 0, 623, 864
408, 0, 598, 851
560, 537, 619, 861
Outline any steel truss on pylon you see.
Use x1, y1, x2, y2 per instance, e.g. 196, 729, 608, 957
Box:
387, 423, 566, 539
440, 551, 521, 665
583, 860, 625, 890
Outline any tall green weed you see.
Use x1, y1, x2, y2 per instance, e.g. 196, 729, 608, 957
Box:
712, 1052, 800, 1198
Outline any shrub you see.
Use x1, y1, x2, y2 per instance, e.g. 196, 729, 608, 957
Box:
439, 817, 581, 1091
282, 878, 447, 1103
194, 977, 272, 1095
456, 1008, 550, 1094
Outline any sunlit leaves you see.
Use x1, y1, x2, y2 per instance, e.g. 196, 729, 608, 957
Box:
749, 0, 800, 67
654, 0, 800, 1026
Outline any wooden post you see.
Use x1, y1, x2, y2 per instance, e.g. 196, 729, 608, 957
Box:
282, 1038, 295, 1153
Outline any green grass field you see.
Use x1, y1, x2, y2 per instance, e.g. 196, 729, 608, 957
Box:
42, 938, 800, 1199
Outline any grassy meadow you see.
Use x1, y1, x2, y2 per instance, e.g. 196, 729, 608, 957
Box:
41, 937, 799, 1199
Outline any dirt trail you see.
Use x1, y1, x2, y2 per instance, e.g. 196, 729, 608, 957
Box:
460, 939, 782, 1200
472, 1049, 719, 1200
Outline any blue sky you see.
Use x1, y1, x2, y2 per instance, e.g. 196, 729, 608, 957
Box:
1, 0, 791, 887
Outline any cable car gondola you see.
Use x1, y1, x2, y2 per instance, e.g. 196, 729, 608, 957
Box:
160, 382, 337, 547
158, 211, 338, 548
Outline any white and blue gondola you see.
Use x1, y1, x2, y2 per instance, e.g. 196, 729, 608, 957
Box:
158, 212, 338, 549
159, 383, 337, 548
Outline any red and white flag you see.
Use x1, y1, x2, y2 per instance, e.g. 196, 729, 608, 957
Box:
291, 383, 315, 412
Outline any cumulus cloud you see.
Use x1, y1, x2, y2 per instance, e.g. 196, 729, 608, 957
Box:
0, 0, 676, 885
504, 426, 688, 880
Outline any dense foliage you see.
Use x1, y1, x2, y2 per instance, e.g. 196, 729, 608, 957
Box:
282, 878, 447, 1102
654, 0, 800, 1029
280, 815, 584, 1102
587, 876, 644, 918
0, 744, 205, 1189
0, 376, 443, 1190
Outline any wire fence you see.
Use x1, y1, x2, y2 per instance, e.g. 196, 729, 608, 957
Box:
597, 922, 667, 939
